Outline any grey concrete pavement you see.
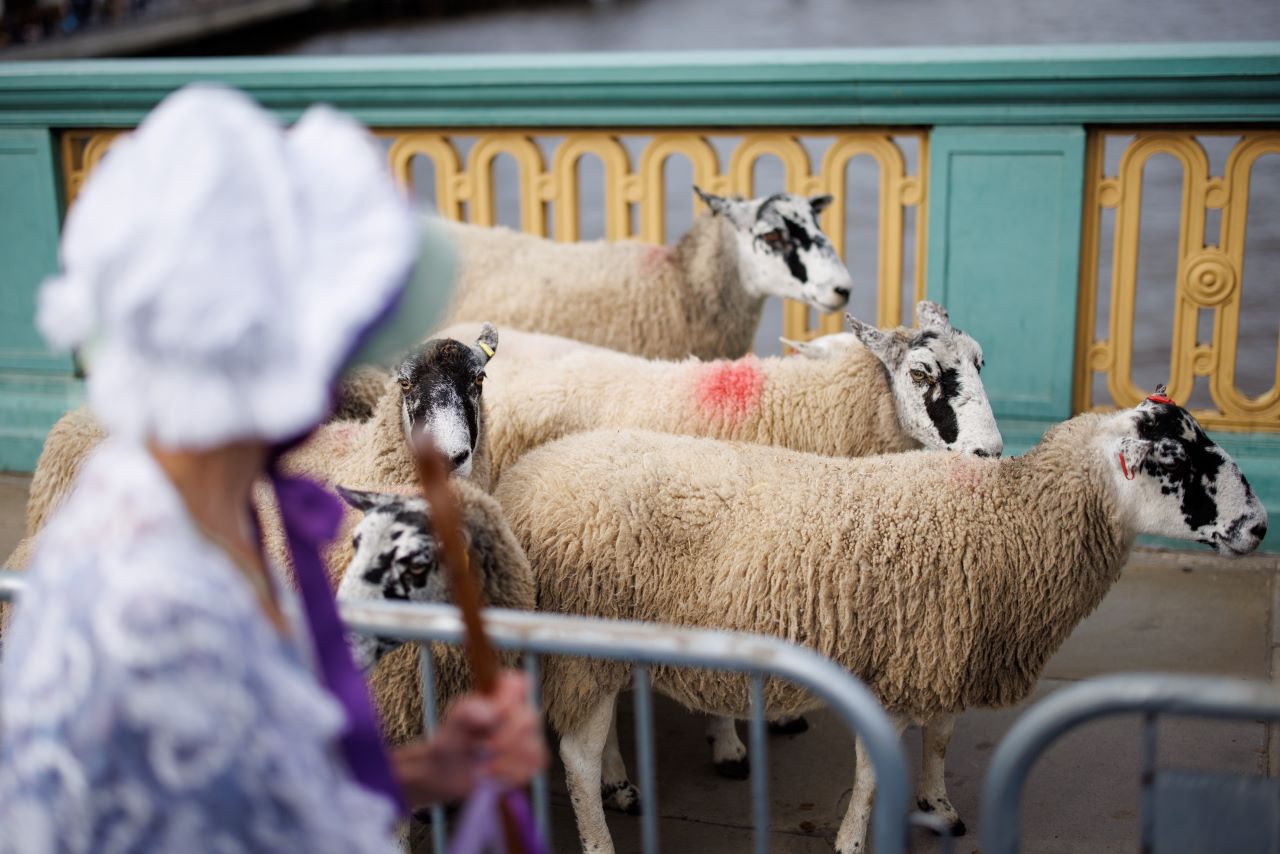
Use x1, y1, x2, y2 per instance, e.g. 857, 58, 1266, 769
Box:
1, 476, 1275, 852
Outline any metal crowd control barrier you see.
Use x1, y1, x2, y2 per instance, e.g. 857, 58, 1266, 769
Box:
981, 673, 1280, 854
0, 571, 911, 854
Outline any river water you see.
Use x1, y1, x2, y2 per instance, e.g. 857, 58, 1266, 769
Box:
274, 1, 1279, 407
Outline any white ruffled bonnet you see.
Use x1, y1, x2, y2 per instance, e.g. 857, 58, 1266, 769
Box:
38, 84, 426, 449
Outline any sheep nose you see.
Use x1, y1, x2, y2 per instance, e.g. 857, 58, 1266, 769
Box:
450, 450, 471, 470
1250, 521, 1267, 541
833, 287, 850, 299
972, 448, 1001, 459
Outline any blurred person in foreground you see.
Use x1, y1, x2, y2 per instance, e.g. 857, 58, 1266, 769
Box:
0, 85, 546, 852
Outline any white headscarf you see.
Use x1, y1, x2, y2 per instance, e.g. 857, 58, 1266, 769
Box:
38, 84, 424, 448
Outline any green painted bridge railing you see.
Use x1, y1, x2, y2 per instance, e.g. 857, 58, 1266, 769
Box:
1, 44, 1279, 548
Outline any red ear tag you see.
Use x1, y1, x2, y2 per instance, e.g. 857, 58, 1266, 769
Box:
1119, 452, 1136, 480
1146, 393, 1174, 405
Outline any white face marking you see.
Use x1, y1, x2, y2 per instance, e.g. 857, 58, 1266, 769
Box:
842, 303, 1003, 456
1102, 404, 1267, 556
409, 388, 473, 479
701, 191, 853, 312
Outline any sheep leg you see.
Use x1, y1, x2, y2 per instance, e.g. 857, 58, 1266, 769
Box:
601, 707, 641, 815
915, 714, 964, 836
560, 691, 620, 854
834, 714, 908, 854
705, 715, 750, 779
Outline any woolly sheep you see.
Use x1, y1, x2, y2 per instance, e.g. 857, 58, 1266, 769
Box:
488, 398, 1265, 853
439, 189, 853, 360
480, 300, 1003, 488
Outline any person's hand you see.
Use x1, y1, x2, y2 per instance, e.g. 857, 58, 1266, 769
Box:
391, 671, 548, 807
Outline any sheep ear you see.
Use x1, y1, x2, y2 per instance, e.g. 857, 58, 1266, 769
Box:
694, 185, 734, 218
474, 322, 498, 364
780, 336, 832, 360
810, 194, 834, 215
1117, 437, 1153, 478
336, 485, 392, 514
916, 300, 951, 331
846, 313, 904, 367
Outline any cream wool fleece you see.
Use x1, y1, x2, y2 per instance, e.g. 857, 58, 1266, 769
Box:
439, 215, 763, 360
483, 331, 915, 483
494, 418, 1131, 735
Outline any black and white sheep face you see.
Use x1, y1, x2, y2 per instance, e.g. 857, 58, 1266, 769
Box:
1110, 397, 1267, 556
844, 301, 1004, 458
336, 486, 450, 671
396, 324, 497, 478
694, 187, 853, 313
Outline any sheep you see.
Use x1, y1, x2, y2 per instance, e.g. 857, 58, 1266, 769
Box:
438, 188, 853, 360
484, 396, 1265, 854
480, 301, 1003, 489
346, 302, 1000, 789
6, 326, 502, 574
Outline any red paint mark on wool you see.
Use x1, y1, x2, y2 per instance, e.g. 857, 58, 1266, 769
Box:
639, 243, 671, 276
947, 455, 993, 492
695, 358, 765, 422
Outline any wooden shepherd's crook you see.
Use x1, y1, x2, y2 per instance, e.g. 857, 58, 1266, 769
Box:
413, 438, 527, 854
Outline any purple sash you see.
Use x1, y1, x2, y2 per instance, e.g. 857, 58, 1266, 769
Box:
448, 782, 547, 854
271, 469, 406, 813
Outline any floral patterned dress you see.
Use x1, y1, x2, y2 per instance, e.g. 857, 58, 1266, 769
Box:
0, 440, 400, 853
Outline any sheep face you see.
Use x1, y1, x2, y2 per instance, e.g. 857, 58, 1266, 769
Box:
336, 487, 447, 603
845, 301, 1004, 458
335, 487, 447, 670
396, 324, 497, 478
1106, 397, 1267, 556
694, 187, 853, 313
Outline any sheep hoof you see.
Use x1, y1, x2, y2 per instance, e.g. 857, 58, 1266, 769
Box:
916, 799, 966, 837
713, 757, 751, 780
768, 716, 809, 736
602, 780, 642, 815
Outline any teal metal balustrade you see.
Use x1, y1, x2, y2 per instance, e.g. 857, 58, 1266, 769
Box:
1, 45, 1279, 544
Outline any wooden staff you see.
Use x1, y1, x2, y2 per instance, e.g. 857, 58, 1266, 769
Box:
413, 438, 527, 854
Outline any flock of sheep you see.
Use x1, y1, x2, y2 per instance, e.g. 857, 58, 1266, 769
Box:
6, 188, 1269, 854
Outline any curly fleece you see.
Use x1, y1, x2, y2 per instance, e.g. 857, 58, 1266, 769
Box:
439, 215, 765, 360
483, 330, 916, 483
493, 418, 1132, 736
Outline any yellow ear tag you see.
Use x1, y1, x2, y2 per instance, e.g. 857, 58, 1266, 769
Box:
478, 341, 495, 358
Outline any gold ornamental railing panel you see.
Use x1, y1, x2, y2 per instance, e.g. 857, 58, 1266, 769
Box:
1075, 130, 1280, 431
60, 128, 928, 341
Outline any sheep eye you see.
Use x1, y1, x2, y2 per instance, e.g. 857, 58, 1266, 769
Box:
474, 372, 486, 387
759, 229, 788, 250
398, 378, 411, 392
909, 368, 932, 385
408, 563, 429, 577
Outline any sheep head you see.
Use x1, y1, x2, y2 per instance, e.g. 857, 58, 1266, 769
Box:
335, 486, 450, 671
694, 186, 852, 314
394, 323, 498, 478
804, 301, 1004, 458
1102, 392, 1266, 556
